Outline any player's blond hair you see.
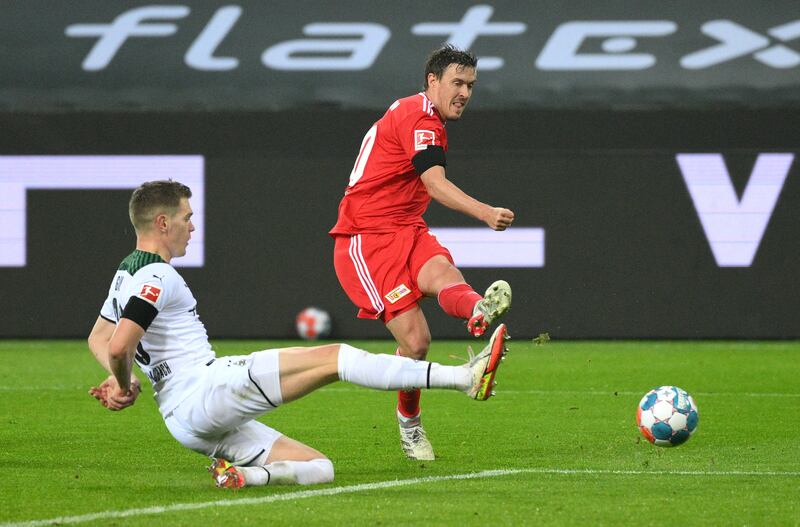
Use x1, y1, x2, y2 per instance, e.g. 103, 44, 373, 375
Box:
129, 180, 192, 232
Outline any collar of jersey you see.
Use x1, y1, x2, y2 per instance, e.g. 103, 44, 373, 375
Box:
418, 92, 445, 124
132, 249, 165, 262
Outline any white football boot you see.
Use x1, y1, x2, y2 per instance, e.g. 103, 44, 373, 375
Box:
397, 412, 435, 461
466, 323, 509, 400
467, 280, 512, 337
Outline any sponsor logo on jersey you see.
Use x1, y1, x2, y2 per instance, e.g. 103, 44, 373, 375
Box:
414, 130, 436, 151
385, 283, 411, 303
139, 284, 162, 304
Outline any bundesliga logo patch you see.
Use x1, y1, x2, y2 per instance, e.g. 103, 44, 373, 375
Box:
385, 284, 411, 304
414, 130, 436, 151
139, 284, 162, 304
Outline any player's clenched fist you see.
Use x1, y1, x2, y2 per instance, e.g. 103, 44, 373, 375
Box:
485, 207, 515, 231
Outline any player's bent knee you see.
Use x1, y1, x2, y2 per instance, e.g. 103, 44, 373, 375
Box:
404, 339, 430, 360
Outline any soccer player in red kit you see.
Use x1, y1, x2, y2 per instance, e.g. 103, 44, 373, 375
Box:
329, 45, 514, 460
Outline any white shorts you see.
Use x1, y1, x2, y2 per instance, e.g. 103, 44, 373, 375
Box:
163, 349, 285, 465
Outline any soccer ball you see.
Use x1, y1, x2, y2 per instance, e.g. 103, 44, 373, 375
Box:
636, 386, 699, 447
295, 307, 332, 340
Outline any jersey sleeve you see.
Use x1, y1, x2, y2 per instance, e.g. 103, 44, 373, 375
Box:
99, 292, 116, 323
123, 264, 173, 330
131, 273, 169, 311
396, 113, 446, 163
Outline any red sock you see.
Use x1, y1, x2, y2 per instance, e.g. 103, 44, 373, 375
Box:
396, 348, 421, 418
397, 388, 421, 418
438, 283, 482, 320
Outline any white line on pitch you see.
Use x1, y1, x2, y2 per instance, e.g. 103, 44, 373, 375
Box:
500, 390, 800, 398
2, 387, 799, 399
319, 387, 800, 398
3, 468, 800, 527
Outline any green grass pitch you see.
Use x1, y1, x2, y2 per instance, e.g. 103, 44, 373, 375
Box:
1, 339, 799, 526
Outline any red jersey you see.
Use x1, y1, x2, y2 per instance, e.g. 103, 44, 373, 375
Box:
329, 92, 448, 235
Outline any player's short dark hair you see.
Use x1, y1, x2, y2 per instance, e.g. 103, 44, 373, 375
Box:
129, 180, 192, 232
423, 44, 478, 89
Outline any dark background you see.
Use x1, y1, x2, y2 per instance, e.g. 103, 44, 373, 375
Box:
4, 2, 800, 111
3, 1, 800, 338
2, 108, 798, 339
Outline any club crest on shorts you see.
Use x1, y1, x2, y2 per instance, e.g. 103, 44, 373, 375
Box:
385, 283, 411, 304
414, 130, 436, 151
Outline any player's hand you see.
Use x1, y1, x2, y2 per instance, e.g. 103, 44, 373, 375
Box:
485, 207, 514, 231
89, 375, 141, 411
89, 375, 114, 407
107, 378, 141, 411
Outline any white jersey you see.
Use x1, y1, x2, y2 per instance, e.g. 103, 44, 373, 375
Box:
100, 250, 215, 416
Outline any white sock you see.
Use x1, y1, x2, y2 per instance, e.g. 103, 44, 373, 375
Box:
430, 363, 472, 391
338, 344, 471, 391
237, 465, 271, 485
238, 459, 334, 486
397, 409, 421, 427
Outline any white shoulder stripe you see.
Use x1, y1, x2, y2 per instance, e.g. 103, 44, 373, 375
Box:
418, 93, 435, 116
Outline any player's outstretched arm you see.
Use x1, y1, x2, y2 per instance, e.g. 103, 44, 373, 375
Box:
421, 166, 514, 230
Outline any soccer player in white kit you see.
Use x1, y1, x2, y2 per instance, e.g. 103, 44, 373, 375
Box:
87, 180, 509, 488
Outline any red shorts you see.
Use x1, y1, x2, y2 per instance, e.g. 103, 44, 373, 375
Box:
333, 226, 453, 323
